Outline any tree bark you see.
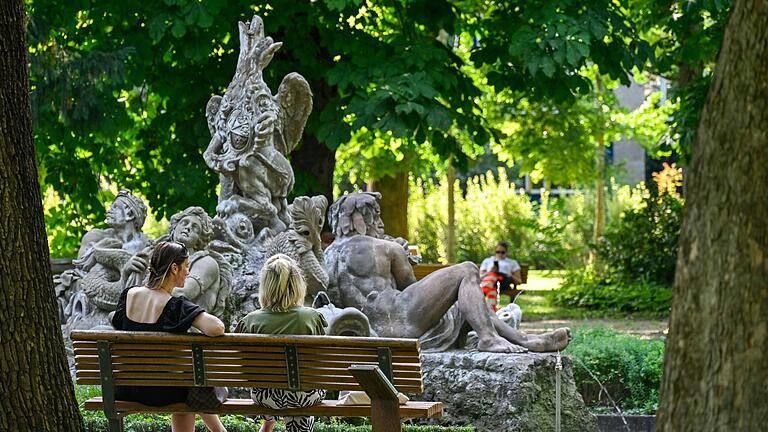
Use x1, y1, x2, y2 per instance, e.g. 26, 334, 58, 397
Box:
369, 171, 409, 239
0, 1, 84, 430
592, 74, 606, 255
657, 1, 768, 430
291, 78, 337, 203
446, 159, 456, 263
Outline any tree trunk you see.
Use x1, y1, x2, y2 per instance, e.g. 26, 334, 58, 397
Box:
369, 171, 409, 239
0, 1, 85, 431
446, 159, 456, 263
657, 1, 768, 430
291, 78, 337, 203
592, 74, 606, 253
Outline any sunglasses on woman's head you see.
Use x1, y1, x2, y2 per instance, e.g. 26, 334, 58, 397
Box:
496, 250, 506, 255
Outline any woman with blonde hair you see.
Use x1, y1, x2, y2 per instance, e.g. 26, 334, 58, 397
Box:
235, 254, 327, 432
112, 241, 227, 432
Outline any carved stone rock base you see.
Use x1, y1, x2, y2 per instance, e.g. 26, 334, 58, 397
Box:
416, 351, 598, 432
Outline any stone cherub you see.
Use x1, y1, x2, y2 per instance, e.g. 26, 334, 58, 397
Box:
203, 15, 312, 237
264, 195, 329, 304
56, 189, 151, 323
324, 192, 571, 353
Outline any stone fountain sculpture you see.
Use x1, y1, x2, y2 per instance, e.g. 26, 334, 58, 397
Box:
324, 192, 571, 353
203, 15, 312, 238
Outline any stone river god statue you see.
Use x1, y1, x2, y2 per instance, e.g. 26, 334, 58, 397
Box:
324, 192, 571, 353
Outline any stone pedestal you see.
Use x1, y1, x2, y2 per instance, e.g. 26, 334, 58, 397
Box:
417, 351, 597, 432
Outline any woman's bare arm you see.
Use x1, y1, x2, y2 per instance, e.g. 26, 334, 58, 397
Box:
193, 312, 225, 336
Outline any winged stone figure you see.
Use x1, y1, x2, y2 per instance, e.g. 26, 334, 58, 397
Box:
204, 15, 312, 238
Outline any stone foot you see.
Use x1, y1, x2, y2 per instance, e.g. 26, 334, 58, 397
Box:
478, 335, 528, 353
526, 327, 571, 352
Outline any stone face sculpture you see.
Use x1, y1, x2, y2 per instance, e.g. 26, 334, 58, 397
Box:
204, 15, 312, 237
167, 207, 233, 318
264, 195, 329, 303
324, 192, 571, 353
56, 190, 150, 327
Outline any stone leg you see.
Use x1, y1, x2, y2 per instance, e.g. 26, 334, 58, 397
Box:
404, 262, 525, 353
490, 314, 571, 352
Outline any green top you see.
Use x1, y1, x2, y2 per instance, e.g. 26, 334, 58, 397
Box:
234, 306, 328, 336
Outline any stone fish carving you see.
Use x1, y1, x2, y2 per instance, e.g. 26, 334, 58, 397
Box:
204, 15, 312, 237
264, 195, 329, 304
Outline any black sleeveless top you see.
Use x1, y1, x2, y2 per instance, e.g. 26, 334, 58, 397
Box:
111, 287, 205, 406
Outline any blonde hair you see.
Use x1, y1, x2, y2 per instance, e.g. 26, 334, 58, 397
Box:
259, 254, 306, 312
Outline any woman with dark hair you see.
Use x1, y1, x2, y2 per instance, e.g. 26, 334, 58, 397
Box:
111, 241, 227, 432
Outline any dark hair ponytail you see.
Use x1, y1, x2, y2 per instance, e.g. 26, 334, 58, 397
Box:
146, 241, 189, 289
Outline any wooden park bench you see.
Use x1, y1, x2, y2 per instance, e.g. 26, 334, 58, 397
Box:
72, 330, 442, 432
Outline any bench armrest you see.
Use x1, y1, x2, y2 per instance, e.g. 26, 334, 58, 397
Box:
348, 364, 398, 401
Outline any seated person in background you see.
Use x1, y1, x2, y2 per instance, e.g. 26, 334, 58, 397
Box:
479, 241, 522, 291
235, 254, 327, 432
479, 261, 502, 312
112, 241, 227, 432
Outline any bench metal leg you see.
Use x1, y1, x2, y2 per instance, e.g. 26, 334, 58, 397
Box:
371, 398, 402, 432
107, 417, 124, 432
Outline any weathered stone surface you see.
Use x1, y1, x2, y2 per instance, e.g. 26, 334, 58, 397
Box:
418, 351, 598, 432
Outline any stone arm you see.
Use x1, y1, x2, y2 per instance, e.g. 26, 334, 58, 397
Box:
388, 243, 418, 290
173, 256, 220, 302
324, 246, 342, 306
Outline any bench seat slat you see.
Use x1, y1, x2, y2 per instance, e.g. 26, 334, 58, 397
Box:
82, 397, 442, 418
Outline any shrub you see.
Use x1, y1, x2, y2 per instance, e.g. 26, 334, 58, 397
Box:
554, 190, 681, 313
595, 192, 682, 287
82, 411, 473, 432
566, 326, 665, 414
553, 269, 672, 314
408, 172, 643, 268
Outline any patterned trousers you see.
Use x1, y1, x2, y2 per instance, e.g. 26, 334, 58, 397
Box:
251, 388, 326, 432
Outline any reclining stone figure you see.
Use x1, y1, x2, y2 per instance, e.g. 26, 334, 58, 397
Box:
324, 192, 570, 353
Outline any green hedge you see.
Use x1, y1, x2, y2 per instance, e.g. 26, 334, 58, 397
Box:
83, 412, 471, 432
77, 388, 472, 432
565, 326, 665, 414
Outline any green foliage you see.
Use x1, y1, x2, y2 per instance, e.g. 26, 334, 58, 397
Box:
597, 192, 683, 286
631, 0, 732, 160
408, 172, 646, 269
469, 0, 652, 100
81, 410, 472, 432
554, 270, 673, 314
566, 326, 665, 413
554, 189, 681, 313
30, 0, 658, 246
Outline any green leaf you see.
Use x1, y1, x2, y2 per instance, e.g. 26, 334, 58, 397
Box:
540, 57, 555, 77
526, 57, 540, 76
148, 14, 168, 41
395, 102, 425, 116
325, 0, 349, 12
197, 10, 213, 29
171, 20, 186, 38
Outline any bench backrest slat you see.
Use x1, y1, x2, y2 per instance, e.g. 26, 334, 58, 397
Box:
72, 330, 423, 394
